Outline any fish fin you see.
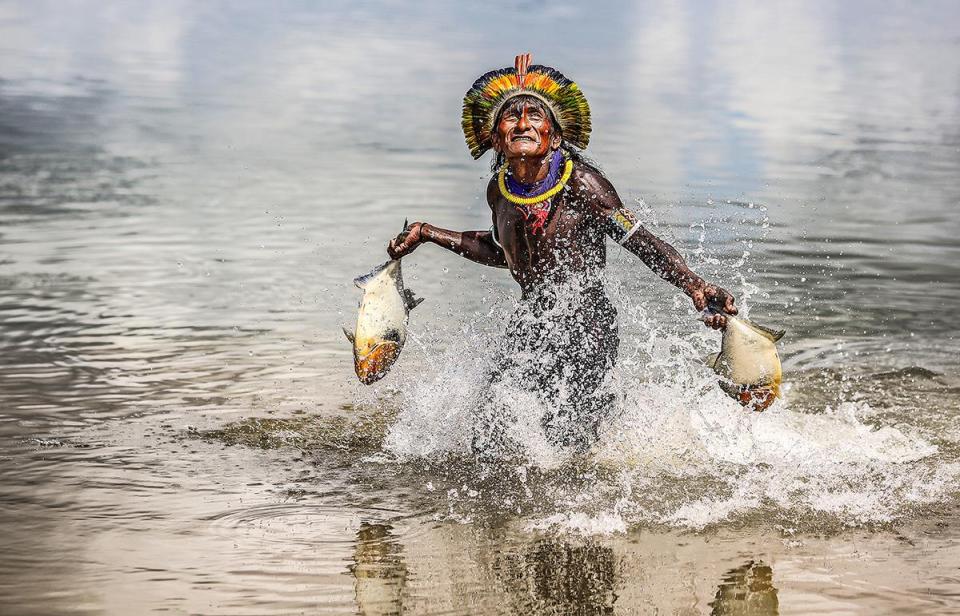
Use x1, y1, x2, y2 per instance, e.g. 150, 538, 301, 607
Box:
741, 317, 785, 342
342, 327, 355, 344
403, 218, 409, 232
353, 261, 390, 289
755, 323, 786, 342
403, 289, 424, 311
718, 379, 739, 399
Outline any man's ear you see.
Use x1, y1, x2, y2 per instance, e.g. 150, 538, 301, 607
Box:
491, 132, 502, 153
550, 132, 562, 150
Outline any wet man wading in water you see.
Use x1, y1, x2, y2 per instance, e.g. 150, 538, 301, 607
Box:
388, 54, 737, 453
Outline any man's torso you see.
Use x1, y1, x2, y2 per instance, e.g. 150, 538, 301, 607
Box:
489, 163, 609, 296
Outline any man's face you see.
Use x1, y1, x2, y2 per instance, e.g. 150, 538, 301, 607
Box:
492, 100, 561, 160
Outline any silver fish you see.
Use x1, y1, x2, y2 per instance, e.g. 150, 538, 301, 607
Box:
707, 311, 785, 411
343, 252, 423, 385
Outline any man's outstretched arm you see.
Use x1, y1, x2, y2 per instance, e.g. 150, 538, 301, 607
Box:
387, 222, 508, 268
579, 169, 737, 329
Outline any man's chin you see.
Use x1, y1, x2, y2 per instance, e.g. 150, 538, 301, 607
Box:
506, 143, 546, 158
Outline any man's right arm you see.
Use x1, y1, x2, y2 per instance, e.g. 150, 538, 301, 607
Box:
388, 223, 507, 267
386, 178, 508, 268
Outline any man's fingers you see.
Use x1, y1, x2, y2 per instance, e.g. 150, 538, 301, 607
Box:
388, 238, 407, 258
388, 221, 427, 259
695, 283, 734, 328
703, 314, 725, 330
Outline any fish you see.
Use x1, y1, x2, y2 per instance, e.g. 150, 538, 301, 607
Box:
344, 239, 423, 385
706, 309, 785, 411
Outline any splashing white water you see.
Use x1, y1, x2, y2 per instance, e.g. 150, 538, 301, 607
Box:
379, 280, 954, 532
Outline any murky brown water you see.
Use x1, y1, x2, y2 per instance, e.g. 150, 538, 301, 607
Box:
2, 1, 960, 614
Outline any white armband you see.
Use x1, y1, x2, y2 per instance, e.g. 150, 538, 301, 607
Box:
489, 225, 503, 249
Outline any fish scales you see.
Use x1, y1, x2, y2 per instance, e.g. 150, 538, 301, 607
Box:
709, 313, 785, 411
344, 258, 422, 385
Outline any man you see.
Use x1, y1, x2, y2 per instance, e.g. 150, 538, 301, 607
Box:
388, 54, 737, 452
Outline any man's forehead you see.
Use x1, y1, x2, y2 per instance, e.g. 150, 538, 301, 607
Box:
492, 94, 560, 135
501, 97, 549, 115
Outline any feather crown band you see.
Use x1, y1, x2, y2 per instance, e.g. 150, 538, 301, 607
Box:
461, 53, 591, 160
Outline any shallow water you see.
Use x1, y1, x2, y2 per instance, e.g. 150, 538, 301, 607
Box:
2, 1, 960, 613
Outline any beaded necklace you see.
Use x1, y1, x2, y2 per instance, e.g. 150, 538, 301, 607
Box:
498, 151, 573, 234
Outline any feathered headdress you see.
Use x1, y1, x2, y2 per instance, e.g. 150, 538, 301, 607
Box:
461, 53, 591, 160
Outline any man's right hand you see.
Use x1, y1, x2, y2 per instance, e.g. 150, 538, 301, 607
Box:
387, 221, 426, 259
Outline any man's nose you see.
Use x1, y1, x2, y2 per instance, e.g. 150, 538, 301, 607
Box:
516, 111, 531, 130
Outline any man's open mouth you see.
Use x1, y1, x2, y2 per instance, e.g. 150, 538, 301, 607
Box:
511, 135, 536, 142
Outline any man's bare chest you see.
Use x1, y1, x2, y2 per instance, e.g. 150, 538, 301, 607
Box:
492, 196, 607, 271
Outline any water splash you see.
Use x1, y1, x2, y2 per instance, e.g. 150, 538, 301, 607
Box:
378, 280, 955, 532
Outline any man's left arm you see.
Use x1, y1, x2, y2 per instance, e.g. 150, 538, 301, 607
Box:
580, 170, 737, 329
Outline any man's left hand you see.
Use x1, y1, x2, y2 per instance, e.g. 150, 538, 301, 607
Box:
689, 283, 738, 330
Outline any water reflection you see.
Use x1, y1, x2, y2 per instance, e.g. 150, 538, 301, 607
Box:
493, 538, 617, 615
351, 523, 408, 616
710, 560, 779, 616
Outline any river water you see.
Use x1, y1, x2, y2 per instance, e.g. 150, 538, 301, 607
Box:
2, 1, 960, 614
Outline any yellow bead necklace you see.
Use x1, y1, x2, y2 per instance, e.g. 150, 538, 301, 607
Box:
497, 156, 573, 206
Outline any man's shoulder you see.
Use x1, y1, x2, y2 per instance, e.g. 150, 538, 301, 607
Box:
570, 157, 617, 200
485, 174, 499, 206
571, 157, 608, 185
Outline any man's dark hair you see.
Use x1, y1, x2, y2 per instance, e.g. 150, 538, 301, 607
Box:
490, 94, 587, 171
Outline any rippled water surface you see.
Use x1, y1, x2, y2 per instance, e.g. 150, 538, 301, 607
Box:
2, 1, 960, 614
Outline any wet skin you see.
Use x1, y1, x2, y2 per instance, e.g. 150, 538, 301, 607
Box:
388, 101, 736, 328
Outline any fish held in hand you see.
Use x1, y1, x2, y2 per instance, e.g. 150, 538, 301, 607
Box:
706, 311, 785, 411
343, 258, 423, 385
